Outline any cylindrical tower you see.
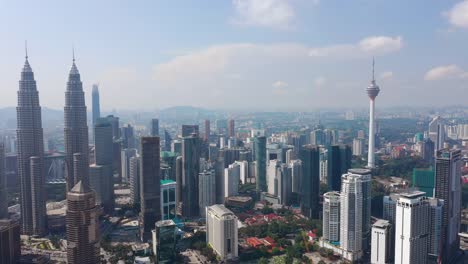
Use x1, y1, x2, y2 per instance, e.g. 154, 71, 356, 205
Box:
366, 59, 380, 169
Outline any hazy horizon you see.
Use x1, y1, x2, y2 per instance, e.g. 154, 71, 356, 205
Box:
1, 0, 468, 111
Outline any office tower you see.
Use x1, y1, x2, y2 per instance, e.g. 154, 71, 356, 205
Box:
412, 168, 434, 197
428, 198, 444, 260
290, 160, 302, 194
371, 219, 392, 264
151, 118, 159, 137
394, 191, 430, 264
255, 136, 267, 193
235, 160, 248, 184
66, 181, 100, 264
0, 144, 7, 219
120, 124, 135, 149
0, 219, 21, 264
204, 120, 210, 141
164, 130, 172, 151
181, 125, 199, 137
64, 55, 89, 191
353, 138, 364, 156
16, 52, 46, 236
434, 149, 462, 263
112, 141, 122, 182
206, 205, 238, 261
300, 145, 320, 219
366, 60, 380, 169
199, 170, 216, 214
106, 115, 120, 140
181, 134, 200, 217
92, 117, 114, 213
152, 220, 177, 263
422, 138, 435, 163
279, 164, 292, 205
121, 148, 137, 182
285, 149, 295, 164
323, 191, 340, 243
428, 116, 445, 151
267, 160, 280, 196
225, 163, 240, 198
382, 194, 399, 224
228, 119, 235, 138
129, 156, 140, 206
327, 145, 351, 192
340, 169, 372, 260
139, 137, 161, 242
91, 84, 100, 128
215, 157, 225, 204
216, 119, 228, 135
160, 180, 177, 220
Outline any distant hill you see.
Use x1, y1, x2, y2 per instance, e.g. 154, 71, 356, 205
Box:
0, 107, 63, 129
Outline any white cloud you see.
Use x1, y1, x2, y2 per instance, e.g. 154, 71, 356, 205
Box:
380, 71, 393, 80
314, 77, 326, 87
309, 36, 403, 58
447, 0, 468, 28
231, 0, 295, 29
272, 80, 288, 88
424, 64, 467, 80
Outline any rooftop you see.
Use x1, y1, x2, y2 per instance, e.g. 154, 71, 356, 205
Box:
161, 179, 176, 185
373, 219, 391, 229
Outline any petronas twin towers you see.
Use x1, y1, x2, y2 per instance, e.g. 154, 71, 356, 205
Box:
17, 49, 97, 259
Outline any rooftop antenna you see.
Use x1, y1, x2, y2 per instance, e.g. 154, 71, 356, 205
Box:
25, 40, 28, 59
72, 45, 75, 62
372, 57, 375, 82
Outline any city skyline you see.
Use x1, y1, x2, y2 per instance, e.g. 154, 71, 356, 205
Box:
0, 1, 468, 110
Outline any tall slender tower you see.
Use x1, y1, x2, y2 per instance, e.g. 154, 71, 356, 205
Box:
366, 59, 380, 169
64, 52, 89, 191
91, 84, 100, 128
16, 49, 47, 235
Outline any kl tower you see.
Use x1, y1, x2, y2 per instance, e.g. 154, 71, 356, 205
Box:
367, 58, 380, 169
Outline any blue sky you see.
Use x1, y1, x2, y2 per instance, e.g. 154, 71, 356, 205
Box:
0, 0, 468, 111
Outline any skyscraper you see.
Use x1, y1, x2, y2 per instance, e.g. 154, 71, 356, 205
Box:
255, 136, 267, 193
0, 143, 7, 219
164, 130, 172, 151
151, 118, 159, 137
66, 181, 100, 264
181, 134, 200, 217
434, 149, 462, 263
91, 84, 100, 128
371, 219, 392, 264
228, 119, 235, 138
204, 120, 210, 141
16, 52, 46, 235
327, 145, 351, 192
206, 205, 238, 261
323, 191, 340, 243
129, 156, 140, 206
366, 59, 380, 169
139, 137, 161, 242
340, 169, 372, 261
225, 163, 240, 198
199, 170, 216, 215
64, 54, 89, 191
394, 191, 430, 264
181, 125, 199, 137
300, 145, 320, 219
91, 117, 114, 213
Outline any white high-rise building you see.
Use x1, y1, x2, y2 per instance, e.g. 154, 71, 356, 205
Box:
394, 191, 431, 264
267, 160, 281, 196
224, 163, 240, 197
199, 170, 216, 214
366, 59, 380, 169
371, 219, 392, 264
235, 161, 249, 184
323, 191, 340, 242
290, 160, 302, 193
353, 138, 364, 156
121, 148, 137, 182
340, 169, 372, 262
206, 205, 238, 261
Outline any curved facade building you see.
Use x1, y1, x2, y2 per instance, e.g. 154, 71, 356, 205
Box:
16, 54, 46, 235
64, 57, 89, 191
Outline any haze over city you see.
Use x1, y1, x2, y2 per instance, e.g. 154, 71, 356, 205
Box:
1, 0, 468, 110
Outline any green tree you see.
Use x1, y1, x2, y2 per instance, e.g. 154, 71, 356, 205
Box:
259, 257, 269, 264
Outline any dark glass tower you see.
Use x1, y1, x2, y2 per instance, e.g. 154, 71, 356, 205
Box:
181, 134, 200, 217
0, 143, 7, 219
151, 118, 159, 137
327, 145, 352, 192
255, 136, 267, 193
16, 53, 46, 235
300, 145, 320, 219
64, 55, 89, 191
139, 137, 161, 241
